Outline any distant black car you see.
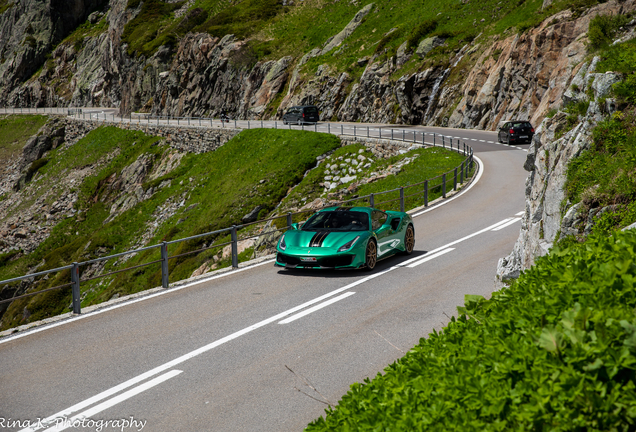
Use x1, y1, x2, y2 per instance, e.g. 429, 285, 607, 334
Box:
282, 105, 319, 125
498, 121, 535, 144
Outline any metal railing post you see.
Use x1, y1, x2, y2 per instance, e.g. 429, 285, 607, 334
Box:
231, 226, 239, 269
424, 180, 429, 207
442, 174, 447, 198
442, 135, 445, 148
370, 193, 375, 207
391, 129, 394, 140
402, 129, 405, 141
161, 242, 169, 288
460, 162, 464, 184
287, 212, 293, 229
379, 127, 381, 139
328, 123, 330, 134
248, 120, 250, 129
341, 124, 343, 135
453, 167, 458, 191
450, 138, 453, 150
400, 187, 405, 212
71, 262, 81, 314
354, 125, 356, 136
261, 119, 264, 128
234, 119, 237, 128
367, 126, 369, 138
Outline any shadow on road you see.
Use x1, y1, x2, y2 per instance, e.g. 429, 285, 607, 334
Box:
275, 249, 429, 278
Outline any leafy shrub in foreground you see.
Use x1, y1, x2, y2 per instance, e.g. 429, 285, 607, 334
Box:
307, 230, 636, 431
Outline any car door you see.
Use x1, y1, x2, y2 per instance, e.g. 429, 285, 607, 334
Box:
372, 210, 401, 257
502, 122, 511, 143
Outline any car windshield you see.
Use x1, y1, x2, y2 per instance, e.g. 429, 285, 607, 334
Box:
302, 211, 369, 232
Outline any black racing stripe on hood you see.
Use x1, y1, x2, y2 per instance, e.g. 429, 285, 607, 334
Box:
310, 231, 329, 247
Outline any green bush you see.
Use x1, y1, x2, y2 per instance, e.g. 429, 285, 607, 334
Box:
307, 230, 636, 431
588, 13, 630, 51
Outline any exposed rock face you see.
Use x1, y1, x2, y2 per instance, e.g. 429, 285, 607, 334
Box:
0, 0, 107, 104
2, 0, 636, 134
449, 1, 635, 130
495, 57, 622, 286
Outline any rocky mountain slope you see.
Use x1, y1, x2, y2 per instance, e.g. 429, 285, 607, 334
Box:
1, 0, 635, 131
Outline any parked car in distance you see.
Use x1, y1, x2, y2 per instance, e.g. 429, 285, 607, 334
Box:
275, 206, 415, 271
282, 105, 319, 125
497, 120, 535, 144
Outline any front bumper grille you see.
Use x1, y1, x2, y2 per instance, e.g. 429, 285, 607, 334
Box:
276, 253, 355, 268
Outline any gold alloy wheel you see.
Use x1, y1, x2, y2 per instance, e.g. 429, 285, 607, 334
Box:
404, 225, 415, 254
365, 240, 377, 271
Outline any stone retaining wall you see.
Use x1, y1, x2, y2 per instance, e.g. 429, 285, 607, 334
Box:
64, 119, 240, 154
339, 136, 422, 158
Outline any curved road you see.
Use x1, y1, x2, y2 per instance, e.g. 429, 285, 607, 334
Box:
0, 122, 529, 432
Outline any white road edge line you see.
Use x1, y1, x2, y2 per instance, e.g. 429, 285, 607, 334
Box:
40, 370, 183, 432
0, 259, 276, 346
492, 217, 522, 231
20, 267, 396, 430
278, 292, 356, 324
515, 211, 525, 216
405, 248, 455, 268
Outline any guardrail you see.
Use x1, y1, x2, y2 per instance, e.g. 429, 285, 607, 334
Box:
3, 107, 471, 152
0, 107, 475, 316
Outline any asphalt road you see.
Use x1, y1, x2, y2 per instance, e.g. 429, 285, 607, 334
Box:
0, 121, 530, 432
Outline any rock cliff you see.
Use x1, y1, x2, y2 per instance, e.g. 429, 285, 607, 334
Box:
1, 0, 634, 131
496, 55, 629, 285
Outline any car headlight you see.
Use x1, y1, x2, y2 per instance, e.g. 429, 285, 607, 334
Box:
279, 234, 287, 251
338, 236, 360, 252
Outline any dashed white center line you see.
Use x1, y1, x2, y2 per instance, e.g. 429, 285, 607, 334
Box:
406, 248, 455, 268
279, 292, 357, 324
492, 217, 522, 231
42, 370, 183, 432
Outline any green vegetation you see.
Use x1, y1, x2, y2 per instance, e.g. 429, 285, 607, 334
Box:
114, 0, 610, 70
276, 143, 473, 229
122, 0, 187, 56
0, 126, 340, 329
588, 12, 631, 51
307, 230, 636, 430
0, 115, 48, 160
0, 0, 14, 15
563, 36, 636, 236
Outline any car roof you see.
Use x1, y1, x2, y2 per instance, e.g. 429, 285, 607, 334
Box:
500, 119, 532, 125
317, 206, 372, 214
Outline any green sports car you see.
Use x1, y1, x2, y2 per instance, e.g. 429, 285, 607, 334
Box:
275, 206, 415, 271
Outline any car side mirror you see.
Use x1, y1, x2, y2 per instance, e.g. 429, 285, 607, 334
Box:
290, 222, 299, 230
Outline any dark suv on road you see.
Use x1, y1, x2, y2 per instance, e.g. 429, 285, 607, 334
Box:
498, 120, 534, 144
282, 105, 319, 125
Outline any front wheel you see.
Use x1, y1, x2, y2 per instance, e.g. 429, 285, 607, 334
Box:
364, 239, 377, 271
402, 224, 415, 255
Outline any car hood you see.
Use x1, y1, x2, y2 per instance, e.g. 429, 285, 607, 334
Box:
285, 230, 365, 248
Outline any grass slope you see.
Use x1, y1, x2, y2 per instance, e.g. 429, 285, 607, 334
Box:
0, 115, 48, 160
0, 126, 340, 329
